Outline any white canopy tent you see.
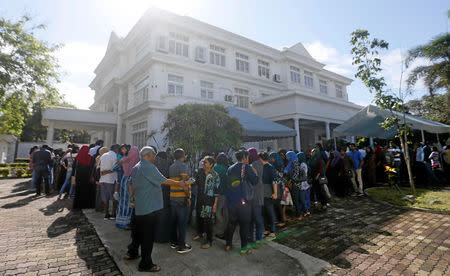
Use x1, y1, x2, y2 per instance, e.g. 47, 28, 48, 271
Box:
333, 105, 450, 141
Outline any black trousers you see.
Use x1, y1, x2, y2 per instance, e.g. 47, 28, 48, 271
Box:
226, 201, 251, 249
127, 209, 138, 257
35, 169, 49, 195
135, 211, 158, 269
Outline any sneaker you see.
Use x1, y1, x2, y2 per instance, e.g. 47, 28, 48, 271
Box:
109, 216, 116, 220
170, 242, 177, 249
104, 214, 110, 220
177, 244, 192, 254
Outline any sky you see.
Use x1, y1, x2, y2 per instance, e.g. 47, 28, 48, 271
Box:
1, 0, 449, 109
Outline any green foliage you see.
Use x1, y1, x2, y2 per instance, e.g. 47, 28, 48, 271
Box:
14, 158, 29, 163
406, 94, 449, 124
0, 16, 61, 136
0, 168, 9, 177
405, 33, 450, 96
162, 103, 243, 157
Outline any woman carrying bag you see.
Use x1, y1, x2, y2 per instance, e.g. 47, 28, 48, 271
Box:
309, 149, 329, 210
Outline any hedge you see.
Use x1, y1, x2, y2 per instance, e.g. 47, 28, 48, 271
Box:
0, 168, 9, 178
0, 163, 29, 168
14, 158, 30, 163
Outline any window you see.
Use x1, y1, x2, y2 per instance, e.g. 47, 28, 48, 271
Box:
210, 44, 226, 67
235, 88, 249, 109
304, 70, 314, 88
236, 52, 249, 73
168, 32, 189, 57
319, 80, 328, 94
168, 74, 183, 95
156, 35, 168, 53
195, 46, 206, 62
132, 121, 147, 148
258, 59, 270, 79
336, 84, 343, 98
290, 66, 301, 84
134, 78, 150, 106
200, 81, 214, 99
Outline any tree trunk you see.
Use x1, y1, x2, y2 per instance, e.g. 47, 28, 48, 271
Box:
399, 134, 416, 195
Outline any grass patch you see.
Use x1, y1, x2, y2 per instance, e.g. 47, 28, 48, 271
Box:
366, 187, 450, 212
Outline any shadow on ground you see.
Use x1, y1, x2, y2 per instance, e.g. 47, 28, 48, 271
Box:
275, 196, 404, 269
46, 200, 120, 274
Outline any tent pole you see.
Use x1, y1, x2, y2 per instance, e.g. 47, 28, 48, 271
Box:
436, 133, 440, 146
369, 137, 374, 148
421, 129, 425, 143
334, 137, 337, 150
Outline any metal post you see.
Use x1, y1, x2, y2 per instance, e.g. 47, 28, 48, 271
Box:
325, 121, 331, 140
369, 137, 374, 148
294, 118, 301, 151
46, 121, 54, 147
421, 129, 425, 143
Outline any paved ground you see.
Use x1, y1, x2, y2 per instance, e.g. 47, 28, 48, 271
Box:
0, 178, 121, 276
275, 195, 450, 275
83, 209, 313, 276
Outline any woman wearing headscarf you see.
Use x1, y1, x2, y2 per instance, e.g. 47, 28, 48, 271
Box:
116, 146, 140, 229
363, 147, 376, 189
284, 151, 305, 221
247, 147, 264, 245
72, 145, 96, 209
309, 149, 328, 210
269, 152, 286, 227
297, 152, 311, 215
374, 145, 386, 184
213, 153, 229, 240
328, 150, 346, 197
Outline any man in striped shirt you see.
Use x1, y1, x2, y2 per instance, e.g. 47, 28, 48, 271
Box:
169, 148, 192, 254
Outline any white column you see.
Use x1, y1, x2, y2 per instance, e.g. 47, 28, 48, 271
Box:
421, 129, 425, 142
105, 130, 111, 147
116, 87, 124, 144
325, 121, 331, 140
369, 137, 374, 147
294, 118, 301, 151
436, 133, 440, 146
46, 121, 54, 147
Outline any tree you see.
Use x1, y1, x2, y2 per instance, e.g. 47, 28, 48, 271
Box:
406, 94, 449, 125
20, 99, 90, 144
405, 11, 450, 124
162, 103, 243, 168
0, 16, 61, 135
350, 30, 416, 195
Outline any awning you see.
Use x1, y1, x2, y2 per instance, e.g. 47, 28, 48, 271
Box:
226, 106, 296, 140
333, 105, 450, 138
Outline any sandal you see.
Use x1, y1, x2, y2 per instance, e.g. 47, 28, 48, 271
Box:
124, 254, 139, 261
296, 217, 303, 222
192, 235, 201, 241
201, 242, 211, 249
277, 222, 286, 227
263, 231, 270, 236
240, 248, 252, 255
266, 233, 276, 241
138, 265, 161, 273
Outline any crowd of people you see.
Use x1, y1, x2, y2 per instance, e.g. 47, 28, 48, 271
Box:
28, 138, 449, 273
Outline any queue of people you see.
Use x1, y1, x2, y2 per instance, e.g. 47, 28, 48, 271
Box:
28, 138, 449, 273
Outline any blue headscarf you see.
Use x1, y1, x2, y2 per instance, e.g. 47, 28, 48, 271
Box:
297, 152, 307, 164
284, 151, 298, 173
269, 152, 284, 171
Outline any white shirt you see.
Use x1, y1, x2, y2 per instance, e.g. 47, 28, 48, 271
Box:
99, 151, 117, 183
359, 149, 367, 159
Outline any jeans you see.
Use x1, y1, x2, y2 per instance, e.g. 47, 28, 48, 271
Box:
264, 198, 276, 233
226, 201, 251, 249
58, 170, 74, 198
170, 203, 189, 248
35, 169, 49, 195
31, 169, 36, 189
248, 201, 264, 241
48, 166, 54, 189
292, 185, 309, 215
135, 211, 158, 269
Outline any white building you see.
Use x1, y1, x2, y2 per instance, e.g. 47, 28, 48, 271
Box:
43, 8, 361, 152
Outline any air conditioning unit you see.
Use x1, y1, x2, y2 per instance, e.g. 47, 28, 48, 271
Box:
224, 95, 233, 103
273, 74, 281, 83
156, 35, 168, 53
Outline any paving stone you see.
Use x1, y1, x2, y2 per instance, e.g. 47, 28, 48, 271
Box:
0, 179, 121, 276
275, 194, 450, 275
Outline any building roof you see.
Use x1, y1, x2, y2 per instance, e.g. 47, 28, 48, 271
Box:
333, 105, 450, 138
226, 106, 296, 140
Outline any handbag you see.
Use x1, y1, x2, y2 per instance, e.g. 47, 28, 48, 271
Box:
319, 176, 331, 199
240, 164, 254, 201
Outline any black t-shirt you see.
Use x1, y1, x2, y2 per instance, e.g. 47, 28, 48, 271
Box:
262, 163, 276, 198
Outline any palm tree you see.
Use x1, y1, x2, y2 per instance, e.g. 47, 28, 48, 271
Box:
405, 33, 450, 96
